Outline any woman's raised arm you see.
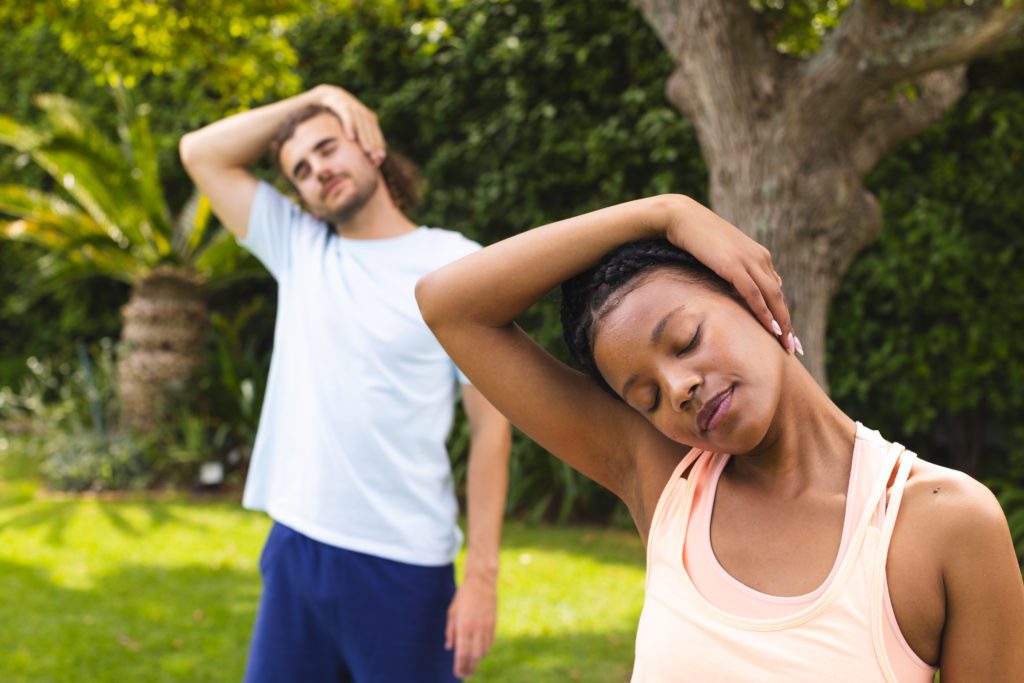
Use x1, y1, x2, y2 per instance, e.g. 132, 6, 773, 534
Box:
415, 194, 790, 515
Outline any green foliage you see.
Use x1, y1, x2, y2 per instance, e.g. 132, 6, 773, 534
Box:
290, 0, 704, 521
828, 53, 1024, 474
1, 1, 305, 114
748, 0, 981, 57
0, 336, 255, 492
990, 479, 1024, 566
198, 295, 273, 455
749, 0, 852, 56
0, 22, 129, 387
0, 91, 255, 291
0, 341, 151, 490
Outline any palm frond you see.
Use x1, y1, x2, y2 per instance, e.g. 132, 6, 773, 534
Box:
193, 228, 261, 282
0, 114, 47, 150
113, 88, 173, 247
0, 183, 131, 252
2, 91, 225, 291
173, 189, 213, 258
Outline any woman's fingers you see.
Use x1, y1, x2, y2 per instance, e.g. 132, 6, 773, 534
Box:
731, 270, 783, 348
748, 262, 794, 353
668, 195, 798, 354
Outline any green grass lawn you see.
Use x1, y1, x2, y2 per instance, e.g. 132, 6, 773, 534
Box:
0, 442, 645, 682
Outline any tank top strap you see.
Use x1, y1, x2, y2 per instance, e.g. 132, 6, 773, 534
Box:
645, 448, 712, 585
868, 445, 917, 683
851, 439, 906, 539
677, 447, 704, 479
878, 447, 916, 546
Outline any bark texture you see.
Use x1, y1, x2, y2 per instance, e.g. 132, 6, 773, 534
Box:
635, 0, 1024, 389
118, 266, 208, 432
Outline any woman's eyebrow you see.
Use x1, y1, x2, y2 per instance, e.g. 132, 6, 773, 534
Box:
650, 305, 687, 346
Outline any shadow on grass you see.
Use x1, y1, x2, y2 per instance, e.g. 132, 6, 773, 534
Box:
0, 499, 78, 545
0, 557, 260, 683
0, 498, 214, 545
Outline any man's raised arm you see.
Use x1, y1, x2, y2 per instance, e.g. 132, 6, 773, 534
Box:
178, 85, 385, 239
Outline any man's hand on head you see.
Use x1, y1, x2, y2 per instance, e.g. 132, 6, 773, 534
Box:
312, 84, 387, 166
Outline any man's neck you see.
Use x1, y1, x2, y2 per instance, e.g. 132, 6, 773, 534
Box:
332, 188, 417, 240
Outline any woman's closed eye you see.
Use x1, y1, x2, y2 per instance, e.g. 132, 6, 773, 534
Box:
646, 389, 660, 414
675, 324, 702, 357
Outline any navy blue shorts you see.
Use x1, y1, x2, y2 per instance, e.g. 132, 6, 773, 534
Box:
244, 522, 460, 683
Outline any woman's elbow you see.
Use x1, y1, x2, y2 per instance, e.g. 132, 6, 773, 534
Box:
414, 272, 444, 329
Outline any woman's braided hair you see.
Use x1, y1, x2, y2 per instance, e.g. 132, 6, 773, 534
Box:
560, 238, 740, 396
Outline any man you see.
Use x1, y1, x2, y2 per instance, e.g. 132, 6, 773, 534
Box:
180, 84, 511, 682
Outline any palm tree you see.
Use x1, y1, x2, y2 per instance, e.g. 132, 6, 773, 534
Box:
0, 91, 259, 431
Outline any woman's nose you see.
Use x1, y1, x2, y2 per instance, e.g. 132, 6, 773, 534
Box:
665, 368, 701, 413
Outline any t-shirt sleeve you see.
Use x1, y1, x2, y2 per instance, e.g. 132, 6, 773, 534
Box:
238, 181, 303, 280
442, 233, 482, 387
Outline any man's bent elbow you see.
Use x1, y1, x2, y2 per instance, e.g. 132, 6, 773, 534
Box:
178, 132, 201, 174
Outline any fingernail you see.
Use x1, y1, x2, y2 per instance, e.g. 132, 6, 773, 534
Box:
786, 332, 796, 355
771, 319, 782, 336
794, 335, 805, 356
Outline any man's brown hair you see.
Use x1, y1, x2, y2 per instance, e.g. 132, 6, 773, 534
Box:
269, 103, 422, 213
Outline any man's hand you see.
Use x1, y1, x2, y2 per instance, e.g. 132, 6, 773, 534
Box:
445, 570, 498, 679
313, 84, 387, 166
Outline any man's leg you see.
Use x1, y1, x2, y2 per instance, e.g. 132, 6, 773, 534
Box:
334, 548, 459, 683
244, 523, 351, 683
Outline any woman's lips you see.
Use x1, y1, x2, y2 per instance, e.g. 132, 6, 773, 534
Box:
697, 387, 733, 432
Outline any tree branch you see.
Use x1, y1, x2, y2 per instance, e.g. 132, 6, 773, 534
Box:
633, 0, 684, 55
803, 0, 1023, 124
848, 66, 967, 175
635, 0, 793, 127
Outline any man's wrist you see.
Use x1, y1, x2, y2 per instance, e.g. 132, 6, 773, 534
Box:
463, 554, 500, 584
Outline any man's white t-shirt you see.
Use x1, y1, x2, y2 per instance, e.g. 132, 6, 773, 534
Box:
239, 182, 479, 566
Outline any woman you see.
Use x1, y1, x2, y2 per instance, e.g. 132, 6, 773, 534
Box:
415, 194, 1024, 681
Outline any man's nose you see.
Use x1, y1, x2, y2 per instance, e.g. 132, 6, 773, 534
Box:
314, 159, 332, 180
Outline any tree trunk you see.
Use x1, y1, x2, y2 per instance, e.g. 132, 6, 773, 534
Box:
118, 266, 208, 432
636, 0, 1024, 390
691, 125, 884, 388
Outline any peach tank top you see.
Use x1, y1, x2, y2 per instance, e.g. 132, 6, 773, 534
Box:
632, 424, 937, 682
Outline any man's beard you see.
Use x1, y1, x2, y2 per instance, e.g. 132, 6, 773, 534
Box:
320, 174, 378, 226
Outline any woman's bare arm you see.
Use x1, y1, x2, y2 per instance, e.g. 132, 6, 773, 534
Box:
932, 472, 1024, 679
416, 194, 790, 514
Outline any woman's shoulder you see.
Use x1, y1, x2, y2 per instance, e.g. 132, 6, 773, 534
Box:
904, 459, 1004, 523
900, 458, 1011, 564
898, 458, 1024, 675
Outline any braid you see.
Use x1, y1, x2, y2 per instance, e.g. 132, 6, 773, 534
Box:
560, 239, 736, 397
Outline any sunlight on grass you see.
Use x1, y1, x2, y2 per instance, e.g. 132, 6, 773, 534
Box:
0, 446, 646, 682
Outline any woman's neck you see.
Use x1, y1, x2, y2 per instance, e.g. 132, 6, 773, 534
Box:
728, 362, 857, 497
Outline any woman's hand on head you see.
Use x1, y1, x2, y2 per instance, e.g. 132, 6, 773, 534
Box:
661, 195, 795, 354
